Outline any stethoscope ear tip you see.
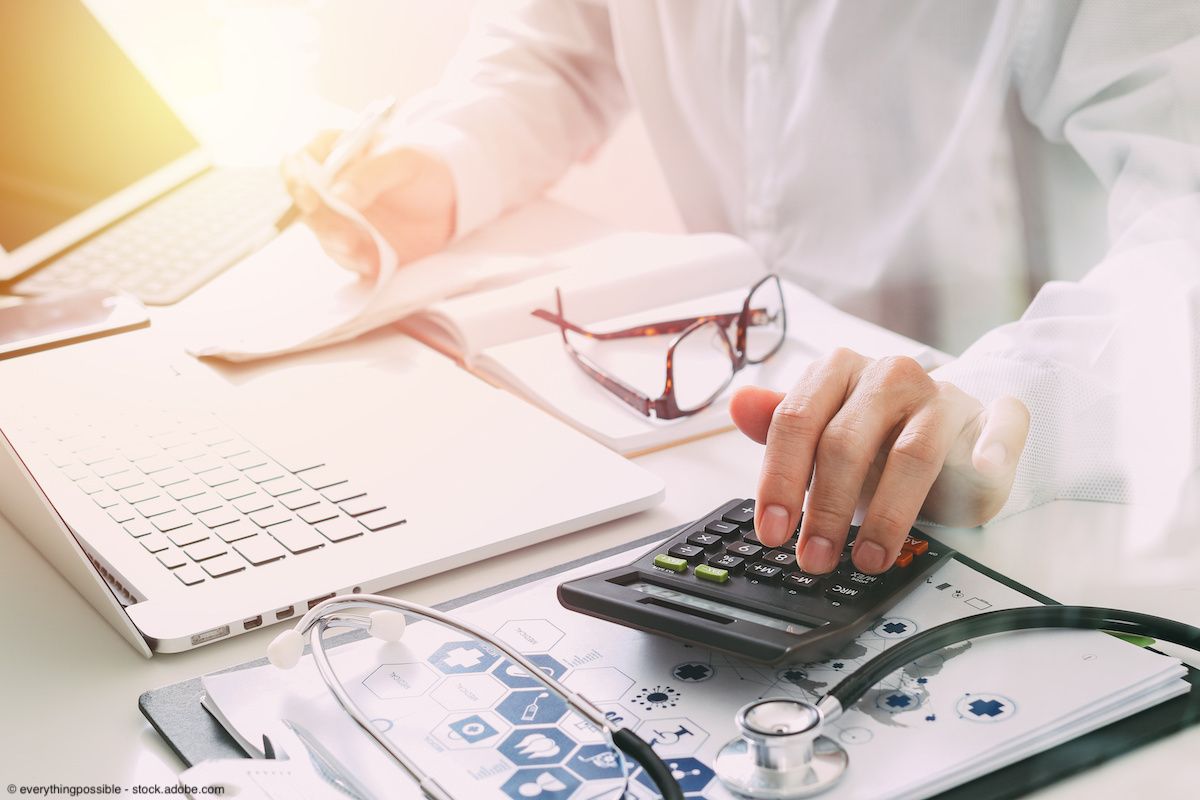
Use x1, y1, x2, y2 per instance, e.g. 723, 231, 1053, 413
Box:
367, 610, 407, 642
268, 628, 304, 670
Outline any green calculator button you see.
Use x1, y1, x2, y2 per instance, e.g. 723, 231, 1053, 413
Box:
696, 564, 730, 583
653, 554, 689, 573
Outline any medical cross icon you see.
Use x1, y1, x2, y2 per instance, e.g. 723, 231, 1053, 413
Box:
968, 699, 1006, 717
444, 646, 484, 669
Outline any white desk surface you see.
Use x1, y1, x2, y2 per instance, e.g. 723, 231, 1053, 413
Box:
2, 334, 1199, 798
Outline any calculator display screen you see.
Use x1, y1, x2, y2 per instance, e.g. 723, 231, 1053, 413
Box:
628, 581, 813, 635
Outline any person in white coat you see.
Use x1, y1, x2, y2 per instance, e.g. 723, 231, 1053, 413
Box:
286, 1, 1200, 576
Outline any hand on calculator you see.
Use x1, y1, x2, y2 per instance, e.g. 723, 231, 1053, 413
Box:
729, 348, 1029, 576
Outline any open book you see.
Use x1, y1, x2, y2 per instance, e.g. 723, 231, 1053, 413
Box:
186, 200, 941, 454
397, 232, 941, 454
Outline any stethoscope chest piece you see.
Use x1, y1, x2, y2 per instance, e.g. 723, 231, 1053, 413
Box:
715, 698, 848, 799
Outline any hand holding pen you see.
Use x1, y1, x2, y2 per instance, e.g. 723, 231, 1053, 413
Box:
279, 96, 458, 278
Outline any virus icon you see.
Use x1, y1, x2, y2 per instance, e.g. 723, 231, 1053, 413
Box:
633, 684, 681, 710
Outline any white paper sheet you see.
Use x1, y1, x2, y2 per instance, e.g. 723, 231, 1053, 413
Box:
203, 551, 1187, 800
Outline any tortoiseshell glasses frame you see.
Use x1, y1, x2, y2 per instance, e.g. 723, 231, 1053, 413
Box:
531, 273, 787, 420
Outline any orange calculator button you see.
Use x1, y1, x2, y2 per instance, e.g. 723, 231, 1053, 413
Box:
894, 550, 914, 568
901, 535, 928, 556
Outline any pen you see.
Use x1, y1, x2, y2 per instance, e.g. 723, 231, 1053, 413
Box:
275, 95, 398, 231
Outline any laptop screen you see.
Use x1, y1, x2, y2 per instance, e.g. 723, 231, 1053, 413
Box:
0, 0, 200, 255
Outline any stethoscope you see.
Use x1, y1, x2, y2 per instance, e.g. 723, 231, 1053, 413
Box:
270, 596, 1200, 800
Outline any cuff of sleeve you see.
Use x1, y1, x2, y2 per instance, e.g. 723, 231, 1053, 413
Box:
375, 120, 504, 240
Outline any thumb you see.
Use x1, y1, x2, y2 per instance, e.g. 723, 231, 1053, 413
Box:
970, 395, 1030, 481
331, 148, 424, 210
729, 385, 786, 444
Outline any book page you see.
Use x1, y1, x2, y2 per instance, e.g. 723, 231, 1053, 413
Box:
403, 231, 764, 361
201, 551, 1186, 800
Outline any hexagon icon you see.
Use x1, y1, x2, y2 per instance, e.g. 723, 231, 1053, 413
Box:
495, 619, 565, 653
362, 662, 439, 700
493, 654, 569, 689
500, 767, 580, 800
497, 689, 569, 727
634, 757, 715, 794
430, 673, 506, 711
596, 702, 640, 730
432, 710, 510, 750
498, 727, 578, 768
428, 639, 502, 674
635, 717, 709, 757
565, 743, 625, 782
561, 667, 634, 702
557, 711, 605, 745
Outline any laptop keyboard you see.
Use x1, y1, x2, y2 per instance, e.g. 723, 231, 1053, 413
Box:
12, 167, 289, 306
31, 411, 404, 588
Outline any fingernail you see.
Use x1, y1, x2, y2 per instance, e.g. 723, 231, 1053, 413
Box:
759, 505, 790, 546
799, 535, 835, 573
854, 539, 887, 574
978, 442, 1007, 473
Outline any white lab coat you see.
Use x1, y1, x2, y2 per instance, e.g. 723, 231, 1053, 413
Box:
387, 0, 1200, 521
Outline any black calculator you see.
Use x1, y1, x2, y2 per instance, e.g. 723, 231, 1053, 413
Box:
558, 498, 953, 664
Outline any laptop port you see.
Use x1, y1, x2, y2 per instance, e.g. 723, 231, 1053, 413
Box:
308, 593, 335, 610
275, 606, 296, 621
243, 615, 263, 630
190, 625, 230, 646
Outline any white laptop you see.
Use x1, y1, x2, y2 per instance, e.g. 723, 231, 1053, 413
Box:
0, 329, 664, 656
0, 0, 289, 305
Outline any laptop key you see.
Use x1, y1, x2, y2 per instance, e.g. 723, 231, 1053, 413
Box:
91, 490, 121, 509
297, 502, 339, 525
200, 553, 245, 578
198, 506, 239, 529
137, 455, 175, 474
244, 463, 286, 484
321, 483, 365, 504
151, 466, 191, 487
262, 476, 303, 497
201, 466, 239, 487
174, 564, 206, 586
168, 479, 208, 501
297, 465, 345, 490
234, 493, 273, 514
357, 508, 406, 532
140, 533, 170, 554
121, 484, 160, 504
124, 519, 153, 538
107, 504, 137, 524
76, 477, 104, 495
185, 539, 228, 562
91, 458, 133, 478
181, 492, 223, 515
227, 450, 268, 471
280, 489, 321, 511
151, 510, 193, 533
216, 478, 257, 501
269, 520, 325, 554
167, 525, 208, 547
184, 454, 224, 474
136, 496, 175, 517
61, 462, 90, 481
340, 496, 385, 517
211, 438, 252, 459
250, 507, 291, 528
106, 472, 144, 491
157, 549, 187, 570
234, 534, 287, 565
214, 520, 259, 543
315, 516, 364, 543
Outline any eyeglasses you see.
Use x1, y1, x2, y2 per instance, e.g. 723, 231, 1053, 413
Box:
531, 274, 787, 420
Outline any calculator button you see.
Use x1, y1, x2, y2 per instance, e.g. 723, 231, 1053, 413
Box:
825, 582, 866, 602
782, 572, 822, 592
705, 520, 740, 538
741, 530, 766, 546
707, 554, 746, 574
746, 563, 783, 583
840, 570, 884, 589
894, 550, 914, 568
653, 554, 689, 573
762, 550, 797, 570
722, 501, 755, 526
901, 535, 929, 556
726, 542, 763, 560
668, 543, 705, 564
686, 532, 723, 550
695, 564, 730, 583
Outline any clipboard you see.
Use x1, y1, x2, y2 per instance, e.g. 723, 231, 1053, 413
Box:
139, 527, 1200, 799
